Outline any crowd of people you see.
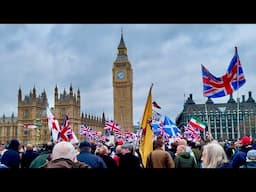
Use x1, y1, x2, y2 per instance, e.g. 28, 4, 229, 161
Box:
0, 135, 256, 168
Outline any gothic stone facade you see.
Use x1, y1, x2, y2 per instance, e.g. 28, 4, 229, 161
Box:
0, 86, 105, 145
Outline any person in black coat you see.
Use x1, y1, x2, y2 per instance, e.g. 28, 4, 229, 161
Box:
1, 139, 20, 168
119, 143, 141, 169
95, 144, 117, 168
21, 144, 39, 168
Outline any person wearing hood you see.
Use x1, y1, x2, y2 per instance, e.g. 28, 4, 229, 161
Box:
174, 145, 197, 168
240, 149, 256, 168
1, 139, 21, 168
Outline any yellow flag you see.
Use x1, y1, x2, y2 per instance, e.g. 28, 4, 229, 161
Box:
139, 83, 153, 167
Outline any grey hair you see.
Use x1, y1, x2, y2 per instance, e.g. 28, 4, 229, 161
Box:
202, 142, 228, 168
52, 141, 76, 161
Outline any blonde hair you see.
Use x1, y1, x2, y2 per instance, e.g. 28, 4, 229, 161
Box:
202, 141, 228, 168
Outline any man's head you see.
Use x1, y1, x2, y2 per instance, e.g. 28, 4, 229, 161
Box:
26, 144, 33, 151
247, 149, 256, 160
121, 143, 133, 154
51, 141, 76, 161
45, 141, 54, 152
79, 141, 91, 152
115, 145, 122, 154
240, 136, 251, 146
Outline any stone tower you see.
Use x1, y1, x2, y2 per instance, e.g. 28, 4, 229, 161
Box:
54, 84, 81, 137
17, 86, 48, 144
112, 32, 133, 132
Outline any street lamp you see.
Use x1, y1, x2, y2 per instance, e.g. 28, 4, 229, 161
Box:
34, 118, 41, 145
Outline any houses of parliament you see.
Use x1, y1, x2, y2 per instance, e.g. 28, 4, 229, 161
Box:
0, 85, 106, 145
0, 33, 134, 145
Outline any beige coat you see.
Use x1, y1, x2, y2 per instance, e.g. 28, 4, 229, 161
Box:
146, 149, 175, 168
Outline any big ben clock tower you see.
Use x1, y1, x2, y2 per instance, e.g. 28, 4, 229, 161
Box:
113, 32, 133, 132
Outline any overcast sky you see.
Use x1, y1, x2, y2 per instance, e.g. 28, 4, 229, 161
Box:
0, 24, 255, 124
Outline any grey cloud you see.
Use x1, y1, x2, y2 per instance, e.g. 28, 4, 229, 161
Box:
0, 24, 256, 125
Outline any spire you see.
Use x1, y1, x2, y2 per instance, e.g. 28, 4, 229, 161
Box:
115, 30, 129, 64
227, 93, 236, 104
242, 95, 245, 103
247, 91, 255, 103
55, 85, 58, 95
18, 86, 22, 101
206, 97, 214, 104
2, 113, 5, 122
70, 84, 73, 96
185, 94, 195, 105
117, 29, 127, 56
118, 28, 126, 49
55, 85, 58, 102
77, 88, 80, 97
11, 113, 14, 121
77, 88, 80, 104
102, 112, 105, 123
33, 85, 36, 99
43, 89, 47, 101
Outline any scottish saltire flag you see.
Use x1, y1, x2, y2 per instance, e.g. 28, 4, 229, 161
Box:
163, 116, 180, 137
202, 47, 246, 98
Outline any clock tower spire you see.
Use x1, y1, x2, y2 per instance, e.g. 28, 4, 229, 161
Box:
112, 31, 133, 133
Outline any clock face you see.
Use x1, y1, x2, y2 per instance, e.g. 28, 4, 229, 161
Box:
116, 71, 125, 80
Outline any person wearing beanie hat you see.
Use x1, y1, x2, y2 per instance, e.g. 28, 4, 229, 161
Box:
247, 149, 256, 160
79, 141, 91, 148
240, 149, 256, 168
77, 141, 107, 168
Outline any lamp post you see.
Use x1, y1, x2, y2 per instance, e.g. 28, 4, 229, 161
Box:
34, 118, 41, 145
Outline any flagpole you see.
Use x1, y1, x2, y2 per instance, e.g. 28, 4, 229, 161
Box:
235, 46, 240, 140
204, 97, 210, 141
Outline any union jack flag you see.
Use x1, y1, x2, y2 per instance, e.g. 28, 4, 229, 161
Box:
80, 124, 92, 136
59, 126, 72, 141
202, 47, 246, 98
183, 125, 201, 142
58, 115, 78, 143
104, 120, 121, 133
